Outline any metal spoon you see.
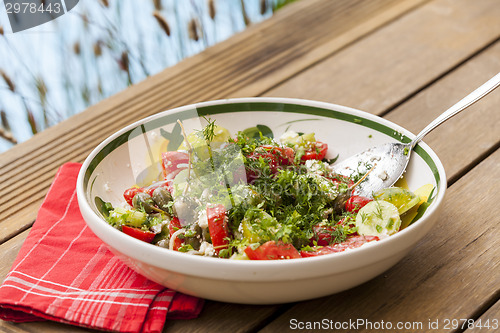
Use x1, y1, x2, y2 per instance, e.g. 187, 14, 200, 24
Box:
331, 72, 500, 198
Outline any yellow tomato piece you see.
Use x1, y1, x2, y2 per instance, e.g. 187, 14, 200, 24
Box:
373, 187, 420, 215
400, 184, 434, 229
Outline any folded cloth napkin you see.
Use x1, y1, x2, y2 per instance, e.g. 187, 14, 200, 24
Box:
0, 163, 203, 333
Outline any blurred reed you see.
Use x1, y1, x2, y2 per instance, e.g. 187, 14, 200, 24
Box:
0, 0, 291, 152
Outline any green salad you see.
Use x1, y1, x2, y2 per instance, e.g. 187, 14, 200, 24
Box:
102, 119, 433, 260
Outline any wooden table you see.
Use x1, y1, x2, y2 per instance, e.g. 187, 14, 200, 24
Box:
1, 0, 499, 332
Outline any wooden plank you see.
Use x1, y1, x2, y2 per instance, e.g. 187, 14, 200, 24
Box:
264, 0, 500, 114
465, 300, 500, 333
0, 0, 428, 243
0, 230, 26, 283
163, 302, 281, 333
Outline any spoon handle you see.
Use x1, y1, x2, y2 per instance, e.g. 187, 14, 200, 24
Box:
411, 72, 500, 148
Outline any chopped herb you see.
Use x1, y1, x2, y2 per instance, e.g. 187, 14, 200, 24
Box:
177, 244, 195, 252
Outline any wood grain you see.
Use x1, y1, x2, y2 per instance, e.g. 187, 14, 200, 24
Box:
0, 0, 426, 244
163, 302, 283, 333
259, 149, 500, 333
265, 0, 500, 113
465, 300, 500, 333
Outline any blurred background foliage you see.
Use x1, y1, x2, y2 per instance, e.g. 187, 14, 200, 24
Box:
0, 0, 297, 153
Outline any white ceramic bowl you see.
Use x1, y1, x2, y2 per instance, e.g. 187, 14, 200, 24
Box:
77, 97, 446, 304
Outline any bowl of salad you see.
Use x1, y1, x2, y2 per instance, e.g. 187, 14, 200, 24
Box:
77, 97, 446, 304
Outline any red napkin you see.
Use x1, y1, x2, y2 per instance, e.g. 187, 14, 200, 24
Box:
0, 163, 203, 333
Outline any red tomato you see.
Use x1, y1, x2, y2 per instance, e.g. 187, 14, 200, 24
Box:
301, 141, 328, 161
122, 225, 156, 243
300, 235, 379, 257
123, 187, 144, 206
168, 217, 184, 251
145, 185, 158, 197
329, 174, 355, 188
245, 152, 279, 183
206, 204, 230, 255
337, 216, 356, 227
245, 241, 301, 260
144, 182, 172, 197
311, 224, 336, 246
161, 151, 190, 180
260, 145, 295, 165
345, 196, 372, 213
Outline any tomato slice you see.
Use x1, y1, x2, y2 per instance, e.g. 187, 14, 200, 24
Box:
311, 224, 336, 246
122, 225, 156, 243
345, 195, 372, 213
329, 174, 355, 188
300, 235, 379, 257
260, 145, 295, 165
123, 187, 144, 207
206, 204, 230, 255
161, 151, 190, 180
301, 141, 328, 161
245, 241, 301, 260
168, 217, 184, 251
245, 152, 279, 183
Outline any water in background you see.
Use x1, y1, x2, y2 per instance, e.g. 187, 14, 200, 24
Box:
0, 0, 291, 153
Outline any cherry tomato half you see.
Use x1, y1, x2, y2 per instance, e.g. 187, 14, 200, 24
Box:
245, 241, 301, 260
311, 224, 336, 246
345, 195, 372, 213
207, 204, 230, 255
300, 235, 379, 258
245, 152, 279, 183
168, 217, 184, 251
123, 187, 144, 207
122, 225, 156, 243
161, 151, 190, 180
260, 145, 295, 166
329, 174, 355, 188
301, 141, 328, 161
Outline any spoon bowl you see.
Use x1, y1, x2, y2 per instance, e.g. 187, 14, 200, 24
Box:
332, 142, 410, 197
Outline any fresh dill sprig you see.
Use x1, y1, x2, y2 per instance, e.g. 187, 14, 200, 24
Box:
200, 116, 216, 143
374, 201, 384, 220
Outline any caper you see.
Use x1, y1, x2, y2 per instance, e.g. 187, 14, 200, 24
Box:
184, 224, 202, 251
173, 196, 197, 225
332, 190, 352, 213
152, 186, 173, 211
132, 192, 156, 214
202, 227, 211, 243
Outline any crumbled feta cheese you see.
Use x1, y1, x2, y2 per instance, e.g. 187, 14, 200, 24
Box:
305, 159, 325, 175
198, 210, 208, 229
198, 241, 215, 256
